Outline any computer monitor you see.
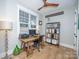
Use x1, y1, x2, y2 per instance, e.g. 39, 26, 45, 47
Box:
29, 30, 36, 36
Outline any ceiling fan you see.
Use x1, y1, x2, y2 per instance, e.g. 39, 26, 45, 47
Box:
38, 0, 59, 11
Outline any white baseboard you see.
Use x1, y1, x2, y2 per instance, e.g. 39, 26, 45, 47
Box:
0, 50, 13, 59
60, 43, 74, 49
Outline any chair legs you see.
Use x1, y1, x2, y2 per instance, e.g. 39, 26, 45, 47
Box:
26, 42, 34, 57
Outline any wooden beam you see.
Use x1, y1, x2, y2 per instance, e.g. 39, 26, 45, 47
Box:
45, 11, 64, 18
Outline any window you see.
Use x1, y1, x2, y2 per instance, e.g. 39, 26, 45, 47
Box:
30, 15, 36, 29
19, 10, 29, 34
18, 6, 38, 34
19, 10, 29, 27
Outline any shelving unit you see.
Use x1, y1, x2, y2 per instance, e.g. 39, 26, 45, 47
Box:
45, 22, 60, 46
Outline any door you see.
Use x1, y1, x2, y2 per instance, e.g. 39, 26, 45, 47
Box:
77, 12, 79, 59
74, 10, 78, 59
74, 10, 77, 50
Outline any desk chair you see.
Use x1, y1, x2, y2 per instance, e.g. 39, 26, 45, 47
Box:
33, 35, 44, 51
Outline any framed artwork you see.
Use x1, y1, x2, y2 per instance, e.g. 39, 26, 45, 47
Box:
39, 21, 42, 25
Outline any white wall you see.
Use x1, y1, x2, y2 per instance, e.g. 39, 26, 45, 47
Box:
39, 15, 46, 35
41, 6, 76, 49
0, 0, 6, 56
0, 0, 20, 58
0, 0, 6, 19
6, 0, 20, 55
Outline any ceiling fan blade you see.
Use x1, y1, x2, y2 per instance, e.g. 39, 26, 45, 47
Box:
37, 0, 59, 11
38, 0, 47, 11
38, 6, 44, 10
43, 0, 47, 2
43, 0, 47, 5
46, 3, 59, 6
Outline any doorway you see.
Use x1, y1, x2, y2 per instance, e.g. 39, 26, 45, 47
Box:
74, 9, 78, 59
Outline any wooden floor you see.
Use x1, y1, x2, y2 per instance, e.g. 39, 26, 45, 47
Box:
11, 44, 76, 59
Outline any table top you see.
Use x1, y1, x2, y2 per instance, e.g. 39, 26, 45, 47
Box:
21, 35, 40, 43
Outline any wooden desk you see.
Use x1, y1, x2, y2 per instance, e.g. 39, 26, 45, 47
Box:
21, 36, 39, 43
20, 36, 40, 56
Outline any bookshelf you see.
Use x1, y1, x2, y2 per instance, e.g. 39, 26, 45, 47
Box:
45, 22, 60, 46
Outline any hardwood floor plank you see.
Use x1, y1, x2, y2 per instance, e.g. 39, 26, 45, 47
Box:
11, 44, 76, 59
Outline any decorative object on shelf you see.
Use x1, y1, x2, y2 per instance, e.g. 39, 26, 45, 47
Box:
39, 21, 42, 25
0, 21, 12, 59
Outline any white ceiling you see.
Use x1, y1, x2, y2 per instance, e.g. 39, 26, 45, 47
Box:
17, 0, 77, 15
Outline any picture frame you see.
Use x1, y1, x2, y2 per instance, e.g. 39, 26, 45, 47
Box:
39, 21, 42, 25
